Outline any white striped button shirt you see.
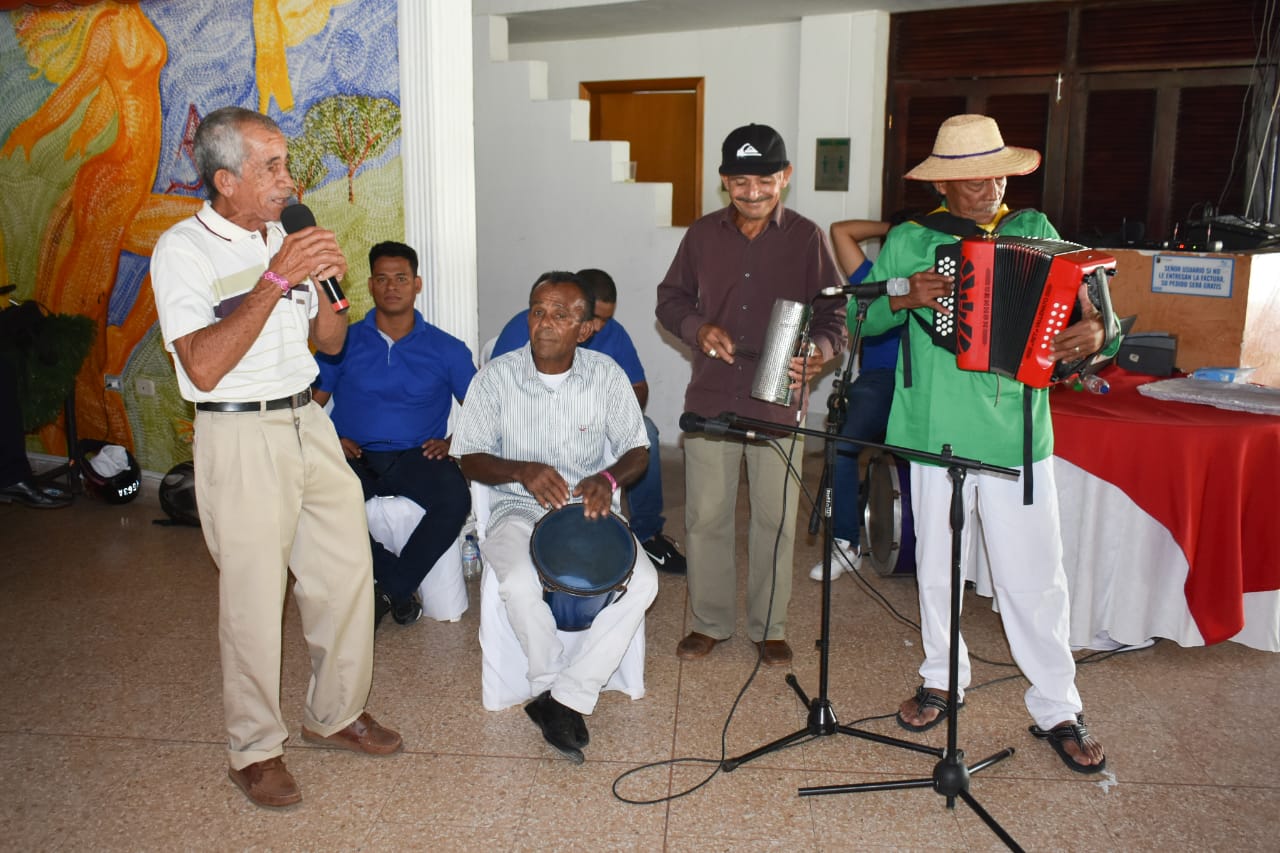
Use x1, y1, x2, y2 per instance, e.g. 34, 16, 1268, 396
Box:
451, 345, 648, 529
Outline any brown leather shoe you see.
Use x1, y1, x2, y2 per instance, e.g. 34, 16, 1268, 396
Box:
301, 711, 402, 755
676, 631, 721, 660
228, 756, 301, 808
755, 639, 793, 666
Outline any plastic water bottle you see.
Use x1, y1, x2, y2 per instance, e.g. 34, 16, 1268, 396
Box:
461, 533, 481, 580
1075, 374, 1110, 395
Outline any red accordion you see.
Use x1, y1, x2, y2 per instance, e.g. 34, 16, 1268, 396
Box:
932, 236, 1116, 388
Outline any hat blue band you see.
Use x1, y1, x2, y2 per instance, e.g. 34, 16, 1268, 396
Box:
933, 146, 1006, 160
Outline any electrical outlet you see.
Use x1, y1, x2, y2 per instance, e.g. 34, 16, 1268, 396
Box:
136, 378, 156, 397
104, 374, 122, 392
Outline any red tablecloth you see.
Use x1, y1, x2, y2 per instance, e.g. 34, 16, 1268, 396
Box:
1050, 366, 1280, 644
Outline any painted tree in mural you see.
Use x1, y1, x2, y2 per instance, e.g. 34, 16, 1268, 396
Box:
286, 134, 326, 201
302, 95, 400, 203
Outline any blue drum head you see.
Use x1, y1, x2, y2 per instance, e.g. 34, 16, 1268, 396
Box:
530, 504, 636, 631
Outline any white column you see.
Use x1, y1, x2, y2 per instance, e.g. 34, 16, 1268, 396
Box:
398, 0, 479, 353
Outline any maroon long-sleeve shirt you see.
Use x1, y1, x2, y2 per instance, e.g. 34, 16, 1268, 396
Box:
656, 203, 847, 424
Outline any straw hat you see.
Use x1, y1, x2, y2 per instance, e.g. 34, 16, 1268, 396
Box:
905, 114, 1041, 181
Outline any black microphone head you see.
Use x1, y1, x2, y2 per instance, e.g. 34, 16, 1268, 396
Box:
678, 412, 701, 433
280, 202, 316, 234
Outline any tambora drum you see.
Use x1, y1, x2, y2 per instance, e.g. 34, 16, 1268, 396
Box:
530, 503, 637, 631
862, 450, 917, 577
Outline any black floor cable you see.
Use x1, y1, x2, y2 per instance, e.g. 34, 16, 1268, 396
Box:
612, 432, 1156, 805
613, 428, 803, 806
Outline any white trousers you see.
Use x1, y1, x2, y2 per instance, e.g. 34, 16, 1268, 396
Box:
911, 458, 1083, 730
481, 516, 657, 715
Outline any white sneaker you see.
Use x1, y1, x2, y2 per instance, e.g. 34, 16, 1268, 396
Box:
808, 539, 860, 581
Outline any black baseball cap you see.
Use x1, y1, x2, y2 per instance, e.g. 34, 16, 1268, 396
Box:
719, 123, 790, 176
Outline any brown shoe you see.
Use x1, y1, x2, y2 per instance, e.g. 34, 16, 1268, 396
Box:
301, 711, 402, 755
676, 631, 721, 660
755, 639, 793, 666
228, 756, 301, 808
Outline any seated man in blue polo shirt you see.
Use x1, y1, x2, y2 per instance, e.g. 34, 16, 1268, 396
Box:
490, 268, 685, 574
314, 241, 475, 626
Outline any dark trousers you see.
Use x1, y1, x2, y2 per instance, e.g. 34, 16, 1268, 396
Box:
0, 360, 32, 488
350, 449, 471, 601
831, 368, 896, 544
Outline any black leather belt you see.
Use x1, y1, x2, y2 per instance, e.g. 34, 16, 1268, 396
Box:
195, 388, 312, 413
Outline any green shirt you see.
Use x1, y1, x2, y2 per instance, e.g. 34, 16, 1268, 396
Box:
860, 207, 1062, 468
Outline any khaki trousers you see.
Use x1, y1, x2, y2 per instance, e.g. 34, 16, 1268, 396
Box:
194, 401, 374, 770
683, 433, 803, 642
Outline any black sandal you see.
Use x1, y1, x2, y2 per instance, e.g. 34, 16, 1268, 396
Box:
1030, 714, 1107, 774
896, 686, 961, 733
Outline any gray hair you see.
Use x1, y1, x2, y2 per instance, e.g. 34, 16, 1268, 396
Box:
193, 106, 282, 201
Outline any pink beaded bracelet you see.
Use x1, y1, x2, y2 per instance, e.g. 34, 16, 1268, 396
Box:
262, 270, 291, 295
600, 470, 619, 493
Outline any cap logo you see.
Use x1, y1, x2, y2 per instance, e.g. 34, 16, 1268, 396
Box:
735, 143, 762, 158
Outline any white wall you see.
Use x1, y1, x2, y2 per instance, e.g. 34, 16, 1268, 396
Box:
473, 12, 889, 440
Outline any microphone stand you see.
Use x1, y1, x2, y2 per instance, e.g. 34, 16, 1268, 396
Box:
717, 374, 1025, 849
805, 303, 859, 539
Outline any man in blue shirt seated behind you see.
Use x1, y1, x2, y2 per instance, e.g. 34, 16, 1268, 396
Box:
314, 241, 475, 626
491, 268, 686, 574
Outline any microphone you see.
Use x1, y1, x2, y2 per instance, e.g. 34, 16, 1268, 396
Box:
820, 277, 911, 299
679, 412, 761, 441
280, 202, 349, 313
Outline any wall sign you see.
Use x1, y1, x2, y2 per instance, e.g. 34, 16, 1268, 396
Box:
1151, 254, 1234, 298
814, 138, 850, 192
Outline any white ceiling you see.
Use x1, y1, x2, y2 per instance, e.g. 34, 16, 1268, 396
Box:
478, 0, 1045, 43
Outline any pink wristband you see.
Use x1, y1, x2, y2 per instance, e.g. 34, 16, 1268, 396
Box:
600, 470, 618, 493
262, 270, 291, 295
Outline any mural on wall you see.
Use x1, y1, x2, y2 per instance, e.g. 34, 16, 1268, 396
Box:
0, 0, 402, 475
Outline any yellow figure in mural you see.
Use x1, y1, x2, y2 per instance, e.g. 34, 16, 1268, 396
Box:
254, 0, 354, 113
2, 2, 200, 453
3, 0, 354, 461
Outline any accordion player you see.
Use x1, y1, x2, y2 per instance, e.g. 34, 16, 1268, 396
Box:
931, 236, 1117, 388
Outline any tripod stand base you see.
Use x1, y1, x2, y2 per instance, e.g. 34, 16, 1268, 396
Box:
721, 674, 943, 772
799, 747, 1022, 851
798, 746, 1013, 799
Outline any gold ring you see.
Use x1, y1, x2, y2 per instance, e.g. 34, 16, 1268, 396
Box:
707, 348, 717, 358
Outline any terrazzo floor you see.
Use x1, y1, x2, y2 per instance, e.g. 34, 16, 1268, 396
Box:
3, 449, 1278, 851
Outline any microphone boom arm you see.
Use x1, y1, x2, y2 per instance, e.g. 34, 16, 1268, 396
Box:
716, 412, 1019, 478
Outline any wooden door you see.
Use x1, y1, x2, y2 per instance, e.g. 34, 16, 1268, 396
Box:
581, 78, 703, 227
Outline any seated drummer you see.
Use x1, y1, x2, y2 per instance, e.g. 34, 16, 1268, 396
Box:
490, 267, 686, 574
313, 241, 474, 628
451, 271, 658, 765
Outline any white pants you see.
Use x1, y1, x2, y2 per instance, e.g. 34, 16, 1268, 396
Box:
481, 516, 657, 715
911, 458, 1083, 730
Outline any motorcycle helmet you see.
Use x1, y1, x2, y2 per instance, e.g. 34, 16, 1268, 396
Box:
158, 460, 200, 526
77, 439, 142, 504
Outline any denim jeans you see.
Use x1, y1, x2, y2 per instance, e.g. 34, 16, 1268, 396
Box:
831, 368, 896, 544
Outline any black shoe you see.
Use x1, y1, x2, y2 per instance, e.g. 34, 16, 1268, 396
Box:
524, 691, 584, 764
391, 594, 422, 626
568, 706, 589, 748
641, 533, 686, 574
0, 480, 72, 509
373, 583, 393, 629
